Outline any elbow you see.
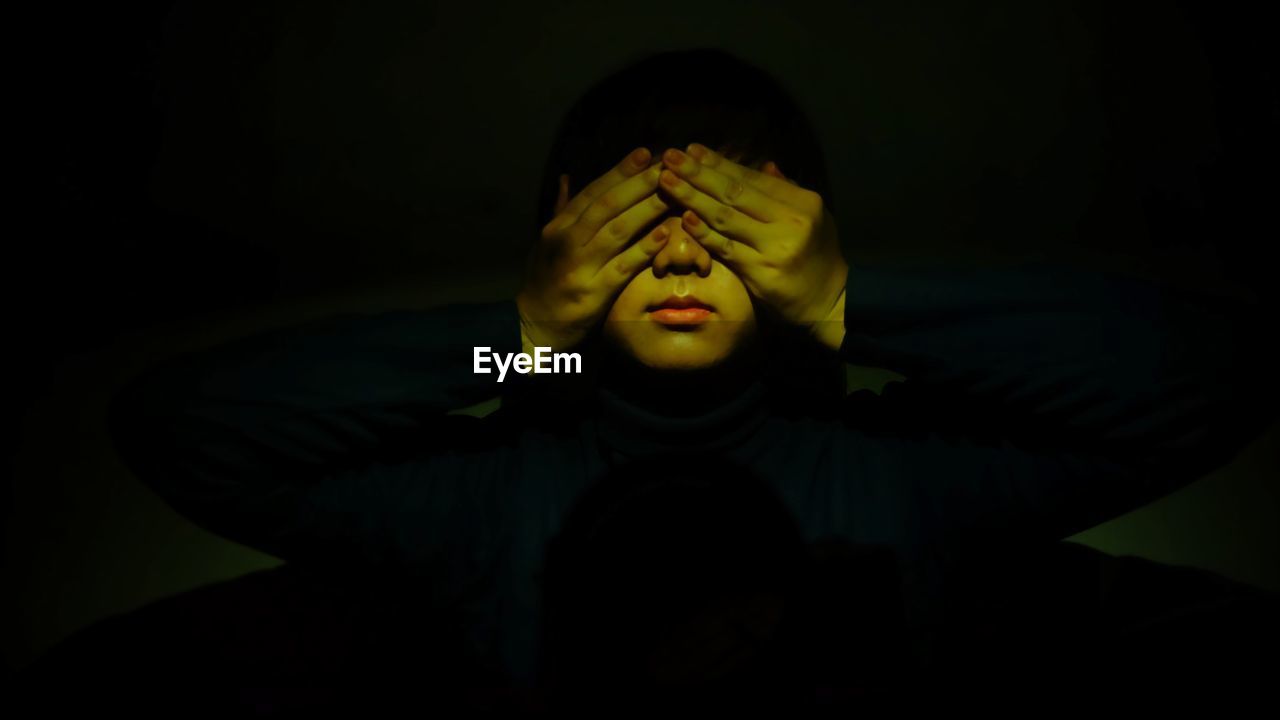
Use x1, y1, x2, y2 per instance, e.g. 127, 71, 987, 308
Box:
105, 366, 206, 511
105, 372, 158, 476
105, 363, 183, 476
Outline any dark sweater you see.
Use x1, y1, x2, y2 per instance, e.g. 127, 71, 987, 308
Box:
107, 260, 1276, 691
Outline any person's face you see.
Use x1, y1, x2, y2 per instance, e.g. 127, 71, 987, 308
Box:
602, 151, 764, 371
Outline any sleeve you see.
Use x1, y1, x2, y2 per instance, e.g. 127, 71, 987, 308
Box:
106, 298, 526, 572
834, 260, 1277, 549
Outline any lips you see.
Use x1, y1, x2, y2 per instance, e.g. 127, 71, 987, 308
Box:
647, 296, 714, 312
647, 295, 715, 326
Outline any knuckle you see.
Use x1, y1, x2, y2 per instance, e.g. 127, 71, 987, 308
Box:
788, 213, 812, 232
724, 180, 745, 204
565, 268, 591, 291
608, 218, 629, 240
713, 206, 735, 228
564, 224, 588, 246
582, 205, 607, 228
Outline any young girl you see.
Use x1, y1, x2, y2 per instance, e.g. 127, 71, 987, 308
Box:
106, 48, 1276, 707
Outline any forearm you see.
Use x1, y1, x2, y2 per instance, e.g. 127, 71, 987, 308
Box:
836, 260, 1276, 464
825, 261, 1274, 554
112, 298, 521, 428
811, 285, 846, 353
107, 299, 523, 544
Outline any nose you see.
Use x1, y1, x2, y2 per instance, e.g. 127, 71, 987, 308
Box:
652, 217, 712, 277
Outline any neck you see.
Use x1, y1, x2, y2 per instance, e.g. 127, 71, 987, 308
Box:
595, 338, 765, 418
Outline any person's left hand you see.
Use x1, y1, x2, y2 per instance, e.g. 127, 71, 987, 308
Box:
658, 143, 848, 351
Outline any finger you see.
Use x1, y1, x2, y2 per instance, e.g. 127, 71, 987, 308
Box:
585, 190, 669, 262
595, 223, 671, 290
553, 174, 570, 215
687, 143, 813, 209
661, 148, 788, 222
659, 168, 766, 247
561, 147, 652, 221
577, 163, 664, 238
764, 161, 799, 186
680, 210, 762, 272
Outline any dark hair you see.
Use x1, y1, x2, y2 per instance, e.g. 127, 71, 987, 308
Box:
535, 48, 847, 412
536, 48, 834, 228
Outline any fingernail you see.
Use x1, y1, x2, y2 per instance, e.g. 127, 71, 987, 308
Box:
664, 149, 686, 166
654, 226, 670, 241
687, 143, 707, 160
660, 170, 678, 187
684, 211, 700, 226
630, 147, 650, 166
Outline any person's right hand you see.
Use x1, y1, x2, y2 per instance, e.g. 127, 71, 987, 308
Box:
516, 147, 673, 353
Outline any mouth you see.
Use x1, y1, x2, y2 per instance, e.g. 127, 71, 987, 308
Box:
646, 296, 715, 326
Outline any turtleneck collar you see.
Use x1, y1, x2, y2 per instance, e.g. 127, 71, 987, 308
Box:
591, 376, 772, 461
578, 333, 775, 461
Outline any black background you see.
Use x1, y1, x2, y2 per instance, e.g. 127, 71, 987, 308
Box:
8, 0, 1277, 673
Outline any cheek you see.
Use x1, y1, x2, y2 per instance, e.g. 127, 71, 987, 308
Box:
607, 270, 655, 321
709, 261, 756, 321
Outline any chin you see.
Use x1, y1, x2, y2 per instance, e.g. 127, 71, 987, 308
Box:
626, 333, 739, 372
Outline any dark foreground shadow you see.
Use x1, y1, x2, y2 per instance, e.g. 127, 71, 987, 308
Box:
15, 470, 1280, 713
